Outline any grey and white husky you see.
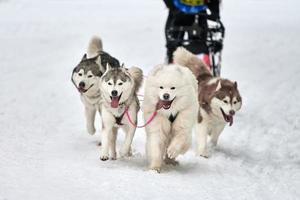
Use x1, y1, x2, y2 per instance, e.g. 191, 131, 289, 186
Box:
174, 47, 242, 158
71, 36, 120, 135
98, 64, 143, 161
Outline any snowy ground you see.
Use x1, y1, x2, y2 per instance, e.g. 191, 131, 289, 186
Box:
0, 0, 299, 199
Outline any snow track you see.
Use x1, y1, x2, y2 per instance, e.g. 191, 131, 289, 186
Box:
0, 0, 299, 199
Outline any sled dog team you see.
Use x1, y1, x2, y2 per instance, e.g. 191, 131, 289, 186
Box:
71, 36, 242, 173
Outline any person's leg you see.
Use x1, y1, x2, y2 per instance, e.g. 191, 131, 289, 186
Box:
165, 10, 196, 63
207, 0, 220, 20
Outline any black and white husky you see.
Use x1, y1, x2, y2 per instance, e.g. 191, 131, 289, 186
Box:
174, 47, 242, 158
98, 64, 143, 161
71, 36, 120, 135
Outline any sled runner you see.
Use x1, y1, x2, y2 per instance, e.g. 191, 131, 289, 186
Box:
164, 0, 225, 77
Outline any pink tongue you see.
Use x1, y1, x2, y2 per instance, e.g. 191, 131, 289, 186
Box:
111, 97, 119, 108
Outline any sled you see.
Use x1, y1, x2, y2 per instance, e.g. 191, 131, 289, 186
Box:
165, 7, 225, 77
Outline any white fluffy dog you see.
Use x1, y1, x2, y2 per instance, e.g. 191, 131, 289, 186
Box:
143, 64, 198, 172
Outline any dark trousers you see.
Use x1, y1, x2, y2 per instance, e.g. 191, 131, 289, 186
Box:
164, 0, 220, 63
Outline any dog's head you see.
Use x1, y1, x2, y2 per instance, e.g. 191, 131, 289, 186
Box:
210, 80, 242, 126
100, 64, 142, 108
146, 64, 198, 110
71, 54, 103, 96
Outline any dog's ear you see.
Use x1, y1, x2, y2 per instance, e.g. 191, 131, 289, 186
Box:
105, 63, 112, 72
81, 54, 87, 61
94, 55, 101, 66
234, 81, 238, 89
151, 64, 164, 77
216, 80, 222, 91
128, 67, 143, 93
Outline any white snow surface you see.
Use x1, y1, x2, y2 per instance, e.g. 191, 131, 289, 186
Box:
0, 0, 299, 199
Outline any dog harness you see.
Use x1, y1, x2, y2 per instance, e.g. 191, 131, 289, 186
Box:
168, 113, 178, 123
125, 106, 157, 128
115, 112, 125, 126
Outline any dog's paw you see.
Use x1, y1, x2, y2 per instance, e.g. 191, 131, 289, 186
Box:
100, 155, 109, 161
164, 158, 179, 166
149, 166, 161, 173
110, 156, 117, 160
119, 147, 132, 158
87, 125, 96, 135
167, 146, 180, 159
110, 152, 117, 160
197, 149, 209, 158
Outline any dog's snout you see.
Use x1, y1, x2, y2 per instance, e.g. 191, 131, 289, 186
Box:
79, 81, 85, 88
111, 90, 118, 97
163, 93, 170, 100
229, 110, 235, 116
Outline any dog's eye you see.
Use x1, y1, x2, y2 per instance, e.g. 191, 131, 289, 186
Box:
118, 82, 123, 86
170, 87, 175, 90
78, 73, 82, 76
87, 75, 93, 78
233, 101, 237, 104
108, 82, 112, 85
223, 100, 228, 104
160, 86, 164, 89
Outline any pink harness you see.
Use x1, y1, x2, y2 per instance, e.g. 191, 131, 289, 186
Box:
124, 106, 157, 128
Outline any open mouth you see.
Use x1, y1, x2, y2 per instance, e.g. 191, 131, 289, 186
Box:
110, 93, 123, 108
78, 84, 94, 93
156, 98, 176, 110
220, 108, 233, 126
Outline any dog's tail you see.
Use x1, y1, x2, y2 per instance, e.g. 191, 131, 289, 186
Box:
87, 36, 103, 58
173, 47, 212, 80
128, 67, 143, 93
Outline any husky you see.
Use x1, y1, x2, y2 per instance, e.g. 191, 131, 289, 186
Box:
173, 47, 242, 158
71, 36, 120, 136
98, 64, 143, 161
143, 64, 198, 172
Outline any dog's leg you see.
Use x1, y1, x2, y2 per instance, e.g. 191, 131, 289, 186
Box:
120, 125, 135, 157
164, 156, 179, 166
195, 122, 209, 158
210, 124, 225, 147
109, 127, 118, 160
167, 108, 195, 159
120, 105, 137, 157
85, 107, 96, 135
100, 107, 115, 161
147, 133, 165, 173
145, 115, 169, 173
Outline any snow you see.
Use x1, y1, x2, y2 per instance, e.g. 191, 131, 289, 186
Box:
0, 0, 299, 199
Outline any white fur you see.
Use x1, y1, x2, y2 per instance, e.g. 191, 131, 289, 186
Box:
72, 37, 103, 135
196, 95, 242, 157
143, 64, 198, 172
99, 66, 143, 160
172, 47, 242, 158
207, 77, 220, 85
87, 36, 103, 58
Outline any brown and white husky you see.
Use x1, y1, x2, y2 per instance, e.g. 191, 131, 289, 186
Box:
174, 47, 242, 158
